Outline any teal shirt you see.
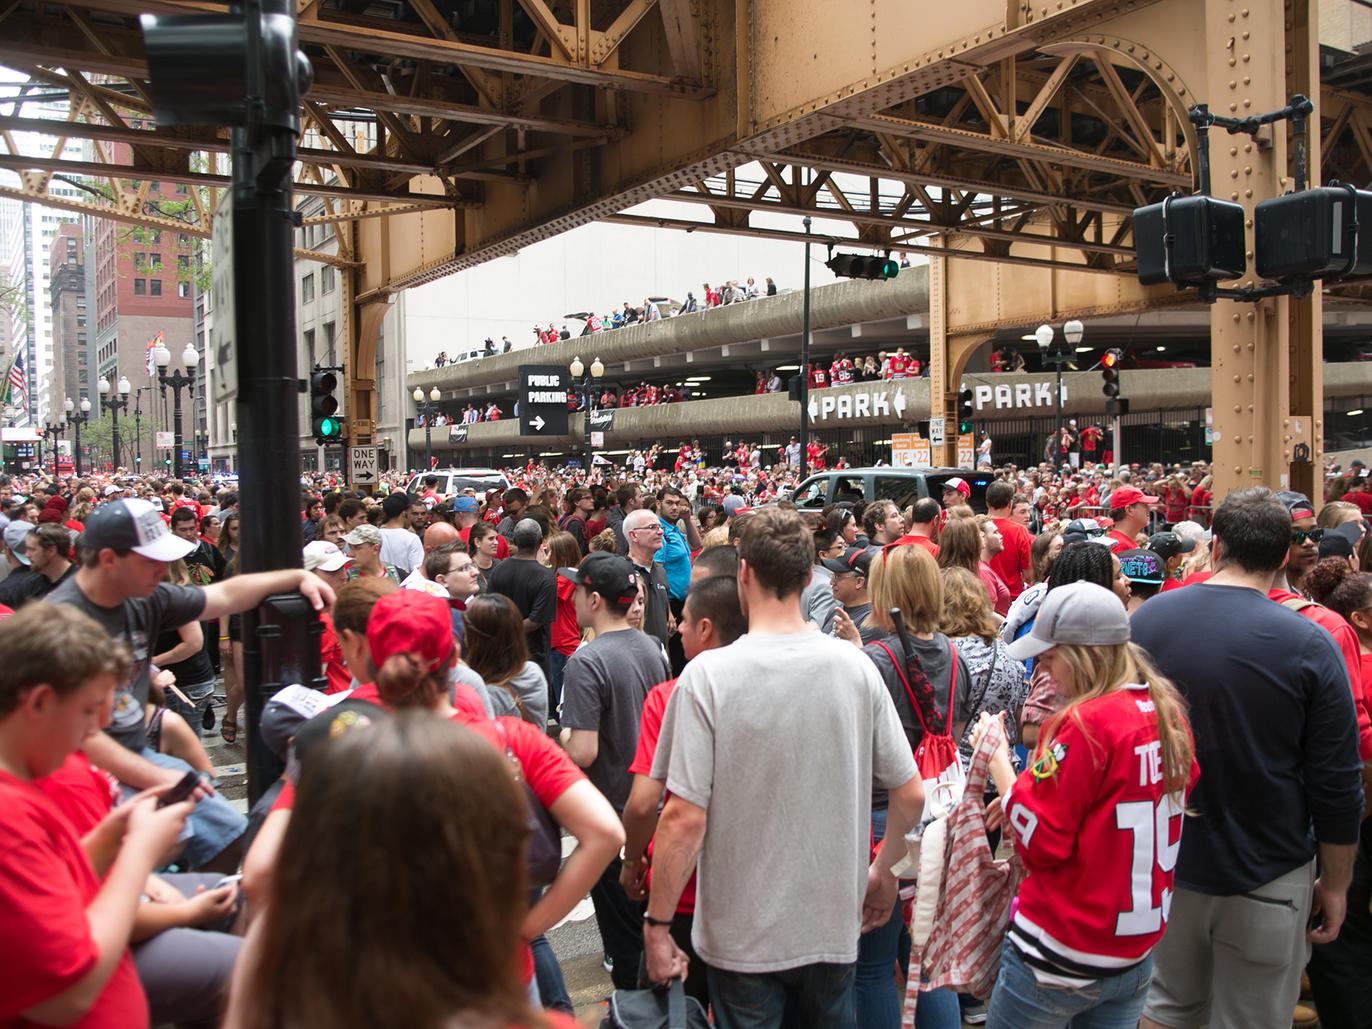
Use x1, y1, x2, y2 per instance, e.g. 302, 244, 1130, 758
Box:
655, 517, 691, 600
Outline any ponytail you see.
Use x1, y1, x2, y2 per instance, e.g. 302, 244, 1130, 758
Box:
375, 651, 447, 710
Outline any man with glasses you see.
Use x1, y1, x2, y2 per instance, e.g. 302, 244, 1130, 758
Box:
827, 546, 883, 644
624, 508, 670, 647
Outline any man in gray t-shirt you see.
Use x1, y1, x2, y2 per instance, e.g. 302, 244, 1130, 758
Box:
558, 552, 671, 990
643, 507, 922, 1024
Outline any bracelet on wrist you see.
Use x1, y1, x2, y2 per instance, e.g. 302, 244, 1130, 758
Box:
643, 912, 672, 928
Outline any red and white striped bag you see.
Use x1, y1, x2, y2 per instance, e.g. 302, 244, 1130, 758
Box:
900, 716, 1025, 1027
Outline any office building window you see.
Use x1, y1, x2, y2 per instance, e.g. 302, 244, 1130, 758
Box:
178, 282, 190, 298
301, 273, 315, 303
150, 280, 162, 296
134, 279, 147, 295
321, 265, 335, 294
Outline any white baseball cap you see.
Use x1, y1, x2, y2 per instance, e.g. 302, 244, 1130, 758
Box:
303, 541, 352, 573
82, 499, 195, 562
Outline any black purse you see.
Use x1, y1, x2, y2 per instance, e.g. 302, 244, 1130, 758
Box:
493, 721, 563, 886
603, 978, 710, 1029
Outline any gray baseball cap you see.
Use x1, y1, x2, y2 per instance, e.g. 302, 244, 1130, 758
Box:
1006, 581, 1131, 660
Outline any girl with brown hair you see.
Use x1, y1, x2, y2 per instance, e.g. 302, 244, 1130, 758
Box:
462, 593, 549, 727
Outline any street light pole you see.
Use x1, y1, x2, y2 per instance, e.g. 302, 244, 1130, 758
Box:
98, 375, 132, 471
65, 397, 90, 477
412, 386, 441, 471
569, 356, 603, 475
156, 342, 199, 479
1035, 320, 1085, 469
45, 419, 65, 477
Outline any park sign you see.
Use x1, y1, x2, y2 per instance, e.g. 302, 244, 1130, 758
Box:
519, 365, 570, 437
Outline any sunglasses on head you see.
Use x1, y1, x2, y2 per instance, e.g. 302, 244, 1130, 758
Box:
1291, 528, 1325, 544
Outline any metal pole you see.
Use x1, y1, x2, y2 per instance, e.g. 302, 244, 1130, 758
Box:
584, 377, 592, 475
424, 411, 432, 470
111, 404, 121, 472
134, 402, 142, 472
172, 381, 184, 479
799, 213, 812, 480
1055, 348, 1063, 458
238, 0, 315, 804
73, 418, 82, 477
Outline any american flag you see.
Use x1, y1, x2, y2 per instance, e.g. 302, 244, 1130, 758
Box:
4, 352, 25, 409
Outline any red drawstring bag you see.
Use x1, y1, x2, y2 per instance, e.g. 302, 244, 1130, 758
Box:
872, 638, 966, 821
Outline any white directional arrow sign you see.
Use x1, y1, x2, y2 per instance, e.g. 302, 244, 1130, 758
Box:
529, 414, 546, 431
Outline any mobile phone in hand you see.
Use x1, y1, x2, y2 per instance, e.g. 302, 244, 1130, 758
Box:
158, 770, 206, 808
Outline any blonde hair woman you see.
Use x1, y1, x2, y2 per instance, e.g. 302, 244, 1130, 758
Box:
972, 582, 1197, 1028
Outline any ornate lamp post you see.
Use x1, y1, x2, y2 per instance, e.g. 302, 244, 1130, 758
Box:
412, 385, 441, 472
65, 396, 91, 477
155, 342, 199, 479
568, 356, 604, 473
44, 417, 66, 477
97, 375, 131, 470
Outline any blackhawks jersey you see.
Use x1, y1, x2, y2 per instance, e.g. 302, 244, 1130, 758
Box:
1002, 683, 1199, 986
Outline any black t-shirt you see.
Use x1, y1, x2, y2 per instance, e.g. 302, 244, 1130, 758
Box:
486, 558, 557, 681
0, 568, 47, 609
46, 579, 206, 751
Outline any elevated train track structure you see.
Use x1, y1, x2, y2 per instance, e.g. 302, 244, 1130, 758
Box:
4, 0, 1372, 494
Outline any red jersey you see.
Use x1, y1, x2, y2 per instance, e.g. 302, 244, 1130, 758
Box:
1004, 684, 1200, 983
320, 610, 351, 694
887, 355, 911, 379
1105, 529, 1137, 553
1079, 426, 1103, 453
627, 679, 697, 913
809, 366, 828, 389
0, 769, 148, 1029
989, 517, 1034, 599
552, 576, 580, 656
830, 359, 855, 385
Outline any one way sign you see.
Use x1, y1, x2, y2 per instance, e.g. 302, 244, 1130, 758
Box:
349, 445, 378, 486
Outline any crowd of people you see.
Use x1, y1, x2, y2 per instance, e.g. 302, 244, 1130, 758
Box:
0, 447, 1368, 1029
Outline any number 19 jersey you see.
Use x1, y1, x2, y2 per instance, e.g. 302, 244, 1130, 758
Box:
1002, 683, 1200, 986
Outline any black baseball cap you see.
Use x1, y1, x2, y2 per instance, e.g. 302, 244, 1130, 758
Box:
1146, 531, 1196, 560
558, 552, 640, 605
822, 546, 873, 577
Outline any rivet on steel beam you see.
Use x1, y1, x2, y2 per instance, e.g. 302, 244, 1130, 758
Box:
1242, 31, 1250, 39
1244, 166, 1252, 175
1230, 146, 1239, 156
1234, 406, 1242, 413
1231, 192, 1240, 200
1233, 376, 1241, 383
1245, 189, 1253, 198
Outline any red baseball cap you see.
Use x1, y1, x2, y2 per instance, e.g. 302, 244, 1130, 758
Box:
366, 590, 454, 672
943, 477, 971, 498
1109, 486, 1159, 509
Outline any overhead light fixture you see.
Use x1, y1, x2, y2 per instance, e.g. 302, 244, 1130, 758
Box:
1348, 409, 1365, 417
775, 365, 799, 371
1074, 347, 1092, 353
1019, 334, 1039, 341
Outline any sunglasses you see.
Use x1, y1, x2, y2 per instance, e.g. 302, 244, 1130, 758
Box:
1291, 528, 1326, 544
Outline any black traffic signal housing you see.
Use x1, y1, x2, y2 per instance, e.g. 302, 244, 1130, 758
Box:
1101, 349, 1122, 398
309, 370, 343, 444
827, 253, 900, 281
1254, 184, 1372, 281
140, 6, 312, 132
957, 384, 975, 434
1133, 194, 1246, 287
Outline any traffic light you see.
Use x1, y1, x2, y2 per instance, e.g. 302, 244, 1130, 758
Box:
140, 7, 312, 132
1101, 349, 1122, 397
826, 253, 900, 280
957, 384, 975, 434
310, 369, 343, 443
1133, 194, 1246, 286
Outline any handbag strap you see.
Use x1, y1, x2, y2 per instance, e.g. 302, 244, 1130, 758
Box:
668, 976, 687, 1029
943, 638, 957, 736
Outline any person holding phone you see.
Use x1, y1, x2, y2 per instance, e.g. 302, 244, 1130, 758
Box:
0, 604, 194, 1027
970, 581, 1199, 1029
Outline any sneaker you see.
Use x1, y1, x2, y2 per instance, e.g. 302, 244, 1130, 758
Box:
960, 1000, 988, 1024
602, 955, 614, 975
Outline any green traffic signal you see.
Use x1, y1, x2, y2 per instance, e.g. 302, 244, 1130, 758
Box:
314, 415, 343, 440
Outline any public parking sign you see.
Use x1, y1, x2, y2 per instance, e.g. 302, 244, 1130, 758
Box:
519, 365, 570, 437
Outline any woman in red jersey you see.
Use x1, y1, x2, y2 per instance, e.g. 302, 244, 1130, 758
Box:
972, 581, 1198, 1029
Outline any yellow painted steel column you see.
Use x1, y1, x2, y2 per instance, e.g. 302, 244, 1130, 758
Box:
928, 256, 954, 467
1204, 0, 1322, 498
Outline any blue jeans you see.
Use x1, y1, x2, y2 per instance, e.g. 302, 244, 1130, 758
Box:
855, 809, 961, 1029
138, 749, 247, 870
986, 937, 1152, 1029
707, 961, 856, 1029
